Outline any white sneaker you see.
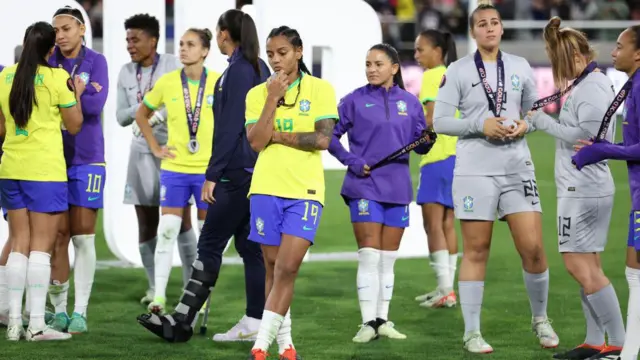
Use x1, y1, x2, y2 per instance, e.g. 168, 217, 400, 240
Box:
352, 323, 377, 343
463, 331, 493, 353
415, 289, 439, 302
419, 290, 457, 308
212, 315, 260, 342
532, 317, 559, 348
25, 326, 72, 341
6, 324, 24, 341
147, 298, 166, 315
140, 289, 154, 305
377, 321, 406, 340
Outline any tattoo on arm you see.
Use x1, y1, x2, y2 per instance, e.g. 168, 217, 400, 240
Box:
275, 118, 336, 151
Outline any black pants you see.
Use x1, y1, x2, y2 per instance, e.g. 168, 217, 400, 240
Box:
197, 169, 265, 319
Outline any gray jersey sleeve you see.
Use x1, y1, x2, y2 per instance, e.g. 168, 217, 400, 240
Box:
116, 65, 139, 127
521, 60, 538, 114
433, 63, 484, 136
530, 110, 588, 144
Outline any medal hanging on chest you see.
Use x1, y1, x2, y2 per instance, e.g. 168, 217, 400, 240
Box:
180, 69, 207, 154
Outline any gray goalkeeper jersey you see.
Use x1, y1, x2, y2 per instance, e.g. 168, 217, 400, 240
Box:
433, 52, 538, 176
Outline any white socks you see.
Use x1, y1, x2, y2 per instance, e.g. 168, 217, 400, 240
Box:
154, 214, 182, 300
378, 250, 397, 321
27, 251, 51, 329
49, 280, 69, 314
449, 253, 458, 286
0, 265, 8, 314
356, 248, 380, 323
177, 228, 197, 288
430, 250, 458, 295
621, 266, 640, 360
253, 310, 284, 351
73, 234, 96, 316
277, 309, 293, 355
6, 252, 27, 327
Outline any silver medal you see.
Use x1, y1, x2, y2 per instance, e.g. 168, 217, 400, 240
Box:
188, 139, 200, 153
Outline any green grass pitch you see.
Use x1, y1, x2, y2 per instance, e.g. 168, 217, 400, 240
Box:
4, 121, 634, 359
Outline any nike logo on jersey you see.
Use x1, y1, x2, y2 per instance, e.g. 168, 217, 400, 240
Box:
559, 240, 569, 245
88, 196, 100, 201
531, 200, 539, 205
365, 103, 376, 107
472, 82, 481, 87
303, 225, 313, 231
401, 216, 409, 221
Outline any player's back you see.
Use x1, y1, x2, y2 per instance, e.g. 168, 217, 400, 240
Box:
419, 65, 456, 166
623, 73, 640, 209
0, 64, 72, 181
555, 71, 615, 198
437, 52, 536, 176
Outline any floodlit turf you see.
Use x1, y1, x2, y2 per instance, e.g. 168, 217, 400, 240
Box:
4, 126, 634, 359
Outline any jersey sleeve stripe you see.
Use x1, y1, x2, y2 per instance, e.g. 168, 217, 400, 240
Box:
59, 101, 77, 108
143, 98, 157, 111
245, 119, 258, 125
315, 114, 338, 122
421, 97, 436, 104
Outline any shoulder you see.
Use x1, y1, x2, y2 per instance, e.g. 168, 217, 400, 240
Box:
401, 89, 422, 108
206, 68, 221, 82
307, 75, 335, 93
247, 83, 267, 102
159, 53, 178, 64
503, 52, 531, 68
86, 48, 107, 63
580, 72, 614, 99
117, 62, 135, 77
338, 86, 367, 108
446, 55, 474, 73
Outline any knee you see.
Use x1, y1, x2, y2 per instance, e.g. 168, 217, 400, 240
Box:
357, 248, 381, 272
158, 214, 182, 244
521, 244, 545, 267
564, 257, 606, 293
274, 260, 300, 280
424, 217, 443, 234
463, 239, 490, 264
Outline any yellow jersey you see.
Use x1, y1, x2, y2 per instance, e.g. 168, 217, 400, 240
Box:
419, 65, 457, 167
143, 68, 220, 174
245, 74, 338, 205
0, 64, 77, 181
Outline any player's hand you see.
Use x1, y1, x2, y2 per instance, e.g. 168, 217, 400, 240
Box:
506, 119, 528, 138
573, 138, 594, 152
482, 117, 509, 140
266, 72, 289, 101
153, 145, 176, 160
91, 82, 103, 92
73, 75, 86, 95
148, 111, 165, 127
363, 164, 371, 176
131, 122, 142, 137
201, 180, 216, 204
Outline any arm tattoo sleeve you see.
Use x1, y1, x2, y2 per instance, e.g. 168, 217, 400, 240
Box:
275, 118, 336, 151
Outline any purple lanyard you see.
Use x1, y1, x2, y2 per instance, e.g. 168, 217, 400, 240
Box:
473, 50, 505, 117
136, 54, 160, 103
55, 46, 86, 78
531, 61, 598, 111
180, 69, 207, 141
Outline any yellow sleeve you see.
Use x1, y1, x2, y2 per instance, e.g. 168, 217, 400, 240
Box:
245, 86, 265, 126
314, 80, 339, 122
54, 70, 77, 108
419, 70, 442, 105
143, 73, 167, 110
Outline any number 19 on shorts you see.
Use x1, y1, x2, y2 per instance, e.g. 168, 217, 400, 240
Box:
301, 201, 319, 225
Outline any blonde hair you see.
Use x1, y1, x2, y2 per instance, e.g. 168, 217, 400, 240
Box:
477, 0, 493, 4
544, 17, 596, 91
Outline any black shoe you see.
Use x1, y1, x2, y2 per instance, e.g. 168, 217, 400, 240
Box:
553, 344, 604, 359
136, 313, 193, 343
586, 347, 622, 359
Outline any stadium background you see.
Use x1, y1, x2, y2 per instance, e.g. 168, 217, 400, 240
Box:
3, 0, 639, 359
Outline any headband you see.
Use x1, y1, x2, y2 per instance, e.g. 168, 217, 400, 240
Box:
53, 13, 84, 25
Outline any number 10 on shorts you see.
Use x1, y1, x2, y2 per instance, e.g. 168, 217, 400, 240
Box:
86, 173, 103, 193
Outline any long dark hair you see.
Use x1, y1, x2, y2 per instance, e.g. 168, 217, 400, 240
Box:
267, 26, 311, 75
369, 43, 405, 90
419, 29, 458, 67
218, 10, 261, 74
10, 22, 56, 129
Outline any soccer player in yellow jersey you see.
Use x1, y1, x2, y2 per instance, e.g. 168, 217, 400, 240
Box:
245, 26, 338, 360
0, 21, 83, 342
135, 28, 220, 315
413, 30, 461, 309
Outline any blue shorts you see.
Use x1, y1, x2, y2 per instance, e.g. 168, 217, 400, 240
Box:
628, 210, 640, 251
68, 164, 106, 209
248, 194, 323, 246
348, 199, 409, 228
160, 170, 207, 210
416, 156, 455, 208
0, 179, 68, 213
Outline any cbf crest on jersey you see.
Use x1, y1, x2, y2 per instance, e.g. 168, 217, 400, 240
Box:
79, 72, 90, 85
299, 99, 311, 114
256, 217, 265, 236
358, 199, 369, 216
463, 196, 474, 212
511, 74, 521, 91
396, 100, 407, 116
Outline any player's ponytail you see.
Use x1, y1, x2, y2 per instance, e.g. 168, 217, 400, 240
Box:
419, 30, 458, 67
268, 26, 311, 75
369, 43, 405, 90
544, 16, 594, 91
218, 10, 261, 74
443, 32, 458, 66
10, 22, 55, 129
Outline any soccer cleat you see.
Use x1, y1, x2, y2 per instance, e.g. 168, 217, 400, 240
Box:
25, 326, 72, 341
148, 297, 166, 315
419, 290, 457, 308
585, 346, 622, 359
532, 317, 560, 348
415, 288, 439, 302
6, 324, 24, 341
376, 319, 407, 340
463, 330, 494, 353
212, 315, 259, 342
48, 313, 70, 332
279, 346, 302, 360
67, 312, 88, 334
352, 321, 378, 343
247, 349, 269, 360
553, 343, 605, 359
140, 289, 154, 305
45, 306, 55, 325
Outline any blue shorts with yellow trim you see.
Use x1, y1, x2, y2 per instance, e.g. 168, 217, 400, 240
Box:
348, 198, 409, 228
627, 210, 640, 251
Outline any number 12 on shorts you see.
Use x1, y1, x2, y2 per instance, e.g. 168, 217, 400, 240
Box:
86, 173, 102, 193
558, 216, 571, 239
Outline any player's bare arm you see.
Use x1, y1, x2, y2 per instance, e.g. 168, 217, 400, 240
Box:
271, 118, 335, 151
247, 96, 278, 152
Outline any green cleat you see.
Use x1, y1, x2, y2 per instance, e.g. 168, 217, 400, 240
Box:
67, 313, 87, 334
48, 313, 70, 332
45, 306, 55, 324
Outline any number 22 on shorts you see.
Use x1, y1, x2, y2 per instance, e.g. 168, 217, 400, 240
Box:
301, 201, 319, 231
